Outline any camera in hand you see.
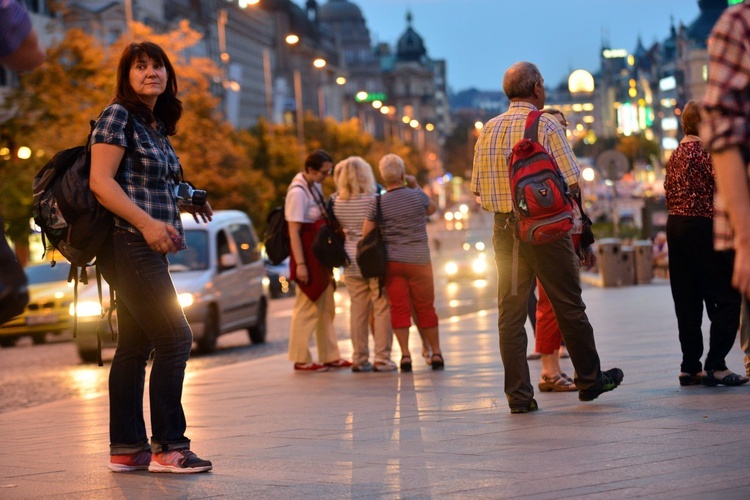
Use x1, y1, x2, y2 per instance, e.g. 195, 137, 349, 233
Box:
174, 182, 207, 207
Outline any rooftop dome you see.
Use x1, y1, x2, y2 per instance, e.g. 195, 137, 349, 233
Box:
318, 0, 364, 23
396, 12, 426, 62
685, 0, 728, 47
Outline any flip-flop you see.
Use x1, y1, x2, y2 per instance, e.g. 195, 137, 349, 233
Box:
701, 370, 749, 387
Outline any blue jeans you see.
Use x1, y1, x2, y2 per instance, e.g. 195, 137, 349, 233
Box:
99, 229, 193, 455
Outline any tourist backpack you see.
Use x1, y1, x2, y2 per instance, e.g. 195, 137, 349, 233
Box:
32, 114, 134, 267
31, 113, 134, 364
264, 184, 302, 265
508, 110, 574, 244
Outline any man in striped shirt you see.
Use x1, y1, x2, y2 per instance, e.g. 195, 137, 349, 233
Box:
471, 61, 623, 413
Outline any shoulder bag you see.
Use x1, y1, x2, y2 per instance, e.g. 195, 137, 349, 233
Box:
356, 195, 387, 294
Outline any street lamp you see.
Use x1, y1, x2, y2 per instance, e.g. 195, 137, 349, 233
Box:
217, 0, 263, 125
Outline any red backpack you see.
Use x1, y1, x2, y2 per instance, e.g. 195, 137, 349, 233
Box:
508, 110, 574, 244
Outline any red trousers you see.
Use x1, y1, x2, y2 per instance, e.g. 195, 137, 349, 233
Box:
535, 233, 581, 354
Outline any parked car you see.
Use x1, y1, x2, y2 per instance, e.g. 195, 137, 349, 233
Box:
263, 256, 296, 299
0, 261, 82, 346
74, 210, 268, 363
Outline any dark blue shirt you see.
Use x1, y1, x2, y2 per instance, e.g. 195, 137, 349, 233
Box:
91, 103, 184, 243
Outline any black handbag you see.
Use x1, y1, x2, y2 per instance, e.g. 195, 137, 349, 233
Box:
0, 216, 29, 325
311, 189, 349, 269
356, 195, 387, 294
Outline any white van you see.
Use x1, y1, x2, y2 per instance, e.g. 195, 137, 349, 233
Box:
74, 210, 267, 363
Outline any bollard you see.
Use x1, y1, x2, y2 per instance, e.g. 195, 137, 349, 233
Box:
633, 240, 653, 284
596, 238, 622, 287
619, 245, 635, 286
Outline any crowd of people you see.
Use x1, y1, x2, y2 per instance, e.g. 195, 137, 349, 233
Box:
284, 151, 444, 374
6, 0, 750, 478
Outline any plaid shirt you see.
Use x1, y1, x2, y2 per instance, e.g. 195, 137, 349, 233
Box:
701, 4, 750, 250
471, 101, 580, 213
91, 103, 184, 243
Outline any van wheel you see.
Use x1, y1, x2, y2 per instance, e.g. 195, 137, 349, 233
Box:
31, 333, 47, 345
248, 298, 267, 344
196, 307, 219, 354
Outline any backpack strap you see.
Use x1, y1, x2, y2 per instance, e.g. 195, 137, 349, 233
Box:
523, 110, 543, 143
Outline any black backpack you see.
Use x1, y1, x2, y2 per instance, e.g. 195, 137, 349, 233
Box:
356, 194, 387, 296
264, 184, 302, 265
31, 114, 134, 364
32, 115, 133, 267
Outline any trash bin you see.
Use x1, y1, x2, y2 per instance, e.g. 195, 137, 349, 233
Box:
596, 238, 621, 287
633, 240, 653, 284
619, 245, 635, 286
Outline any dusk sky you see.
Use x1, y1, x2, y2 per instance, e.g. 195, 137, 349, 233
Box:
334, 0, 703, 92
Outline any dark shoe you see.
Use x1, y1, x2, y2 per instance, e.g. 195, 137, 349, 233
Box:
579, 368, 624, 402
400, 356, 412, 373
148, 450, 212, 474
701, 369, 749, 387
678, 371, 703, 386
431, 353, 444, 370
510, 399, 539, 414
526, 351, 542, 360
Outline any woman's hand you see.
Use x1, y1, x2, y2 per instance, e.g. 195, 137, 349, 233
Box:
296, 263, 309, 285
182, 201, 214, 223
142, 219, 181, 254
404, 175, 418, 189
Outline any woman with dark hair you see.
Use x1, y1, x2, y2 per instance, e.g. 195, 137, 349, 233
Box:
90, 41, 214, 474
286, 150, 351, 372
664, 100, 745, 387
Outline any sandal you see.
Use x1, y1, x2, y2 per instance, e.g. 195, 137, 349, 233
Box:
701, 369, 749, 387
538, 374, 577, 392
400, 356, 412, 373
431, 353, 444, 371
560, 373, 574, 383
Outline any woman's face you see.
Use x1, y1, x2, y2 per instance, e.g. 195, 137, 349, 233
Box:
129, 54, 168, 108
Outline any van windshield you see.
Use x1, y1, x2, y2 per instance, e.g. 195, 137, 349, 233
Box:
168, 230, 209, 272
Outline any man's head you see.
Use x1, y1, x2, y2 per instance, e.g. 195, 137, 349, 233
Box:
503, 62, 545, 108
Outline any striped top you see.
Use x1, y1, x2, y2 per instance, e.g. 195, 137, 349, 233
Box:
366, 187, 431, 265
0, 0, 32, 57
333, 193, 376, 277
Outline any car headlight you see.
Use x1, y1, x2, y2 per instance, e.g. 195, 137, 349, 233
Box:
70, 301, 102, 318
445, 261, 458, 275
177, 293, 194, 308
472, 257, 487, 273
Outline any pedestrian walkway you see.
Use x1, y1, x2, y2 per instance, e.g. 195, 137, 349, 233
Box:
2, 281, 750, 498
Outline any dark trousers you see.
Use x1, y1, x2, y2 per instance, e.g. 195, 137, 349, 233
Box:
492, 214, 603, 409
98, 229, 193, 455
667, 215, 741, 374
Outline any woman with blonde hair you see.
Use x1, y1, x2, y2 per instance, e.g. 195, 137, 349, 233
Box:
333, 156, 396, 372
